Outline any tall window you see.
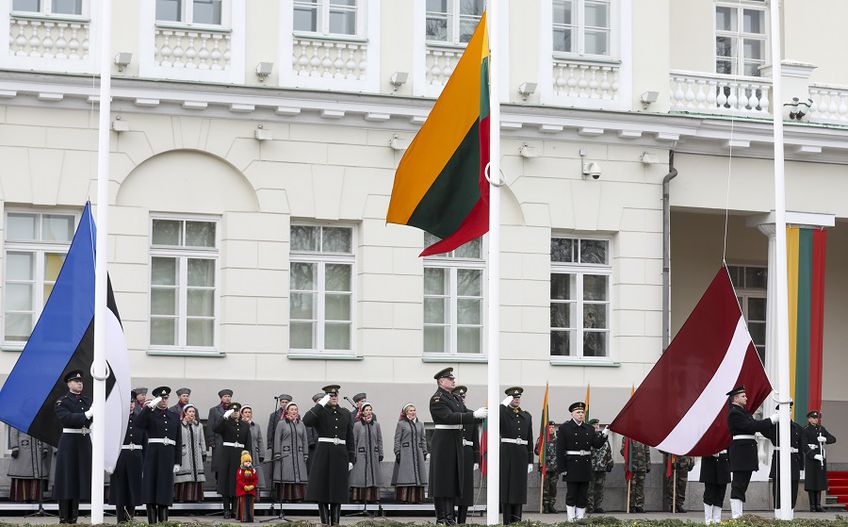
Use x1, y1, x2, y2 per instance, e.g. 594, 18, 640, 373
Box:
426, 0, 484, 45
728, 265, 766, 362
12, 0, 83, 16
156, 0, 223, 25
423, 235, 484, 356
552, 0, 611, 56
715, 1, 767, 76
290, 225, 354, 353
550, 237, 611, 358
294, 0, 358, 36
149, 218, 218, 350
4, 211, 75, 344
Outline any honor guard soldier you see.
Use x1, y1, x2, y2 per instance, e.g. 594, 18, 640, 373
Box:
303, 385, 355, 526
215, 401, 252, 519
726, 385, 777, 519
169, 388, 191, 415
429, 368, 488, 525
54, 369, 93, 524
762, 403, 803, 510
499, 387, 533, 525
110, 391, 146, 523
803, 410, 837, 512
207, 388, 233, 483
137, 386, 182, 523
556, 401, 607, 522
133, 388, 147, 416
452, 386, 480, 524
700, 446, 730, 524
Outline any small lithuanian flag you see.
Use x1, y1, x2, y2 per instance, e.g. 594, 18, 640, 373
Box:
386, 12, 490, 257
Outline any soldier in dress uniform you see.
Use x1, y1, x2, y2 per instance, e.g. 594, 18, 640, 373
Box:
662, 453, 694, 512
214, 401, 252, 519
556, 401, 607, 522
169, 388, 191, 415
306, 392, 323, 472
429, 368, 488, 525
452, 386, 479, 524
133, 388, 147, 416
621, 438, 650, 513
207, 388, 233, 484
726, 385, 777, 519
536, 421, 559, 514
54, 369, 93, 524
700, 446, 730, 524
803, 410, 837, 512
110, 391, 146, 523
499, 387, 533, 525
303, 385, 355, 526
761, 403, 803, 510
7, 428, 51, 503
586, 418, 613, 514
136, 386, 182, 524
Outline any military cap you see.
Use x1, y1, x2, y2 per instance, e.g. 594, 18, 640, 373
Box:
434, 367, 454, 380
63, 370, 84, 383
452, 385, 468, 396
229, 402, 242, 412
352, 392, 367, 403
725, 385, 746, 397
176, 388, 191, 396
218, 389, 234, 398
130, 390, 138, 400
278, 393, 293, 401
808, 410, 821, 418
133, 387, 148, 396
152, 386, 171, 398
569, 401, 586, 412
322, 385, 341, 394
548, 420, 557, 426
505, 386, 524, 397
587, 418, 600, 426
312, 392, 324, 402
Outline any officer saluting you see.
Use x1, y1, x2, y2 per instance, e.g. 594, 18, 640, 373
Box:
137, 386, 182, 524
54, 369, 93, 524
726, 385, 777, 519
556, 401, 607, 522
109, 390, 146, 523
499, 387, 533, 525
429, 368, 487, 525
215, 401, 252, 519
803, 410, 837, 512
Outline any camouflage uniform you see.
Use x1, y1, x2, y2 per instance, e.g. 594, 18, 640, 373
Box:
662, 454, 695, 512
535, 426, 558, 513
587, 437, 613, 513
621, 439, 650, 512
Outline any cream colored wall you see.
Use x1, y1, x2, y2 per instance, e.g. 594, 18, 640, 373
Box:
783, 0, 848, 87
506, 0, 541, 105
632, 0, 671, 111
668, 0, 713, 73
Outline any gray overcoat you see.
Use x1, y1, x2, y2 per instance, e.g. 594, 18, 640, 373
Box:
391, 418, 428, 486
7, 429, 51, 480
248, 421, 266, 488
273, 418, 309, 484
350, 420, 383, 488
175, 421, 206, 484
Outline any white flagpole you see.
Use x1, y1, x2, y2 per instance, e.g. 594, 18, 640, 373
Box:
485, 0, 501, 525
91, 0, 113, 523
768, 0, 792, 521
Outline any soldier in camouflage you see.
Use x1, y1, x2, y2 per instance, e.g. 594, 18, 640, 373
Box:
534, 421, 559, 513
587, 418, 613, 513
662, 453, 695, 512
621, 438, 651, 513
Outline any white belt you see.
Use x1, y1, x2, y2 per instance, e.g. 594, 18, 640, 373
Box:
149, 438, 177, 446
566, 450, 592, 456
434, 424, 463, 430
808, 444, 820, 450
62, 427, 90, 435
462, 439, 474, 447
121, 444, 143, 451
773, 447, 799, 453
732, 435, 756, 441
712, 450, 728, 457
222, 441, 244, 448
318, 437, 346, 445
501, 438, 529, 445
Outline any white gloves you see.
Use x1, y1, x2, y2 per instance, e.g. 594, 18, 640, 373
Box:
348, 462, 353, 471
173, 465, 180, 474
319, 394, 331, 407
501, 396, 513, 407
527, 463, 533, 474
473, 407, 488, 419
425, 453, 430, 461
818, 435, 826, 442
769, 412, 779, 423
223, 409, 235, 419
601, 426, 610, 437
84, 407, 94, 419
814, 454, 824, 462
474, 463, 479, 471
147, 397, 162, 409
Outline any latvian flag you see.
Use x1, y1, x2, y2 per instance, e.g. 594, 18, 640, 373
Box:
0, 202, 130, 473
610, 266, 772, 455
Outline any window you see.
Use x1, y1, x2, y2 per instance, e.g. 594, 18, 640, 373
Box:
728, 265, 766, 362
553, 0, 611, 56
4, 211, 76, 344
715, 1, 767, 76
426, 0, 484, 45
149, 218, 218, 350
423, 234, 484, 356
12, 0, 83, 16
550, 237, 611, 358
294, 0, 358, 37
290, 225, 354, 353
156, 0, 222, 25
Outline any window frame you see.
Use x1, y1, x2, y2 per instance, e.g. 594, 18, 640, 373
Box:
148, 215, 220, 354
714, 0, 768, 77
2, 209, 79, 350
292, 0, 365, 39
727, 264, 767, 362
10, 0, 87, 18
550, 235, 613, 361
155, 0, 229, 29
552, 0, 616, 59
425, 0, 484, 46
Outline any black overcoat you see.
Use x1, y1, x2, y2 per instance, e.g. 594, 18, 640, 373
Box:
457, 418, 479, 506
207, 404, 227, 473
302, 403, 355, 503
109, 412, 147, 507
699, 451, 731, 485
556, 419, 604, 482
429, 387, 477, 498
499, 404, 533, 504
727, 403, 772, 472
53, 392, 92, 500
762, 421, 803, 481
213, 416, 252, 497
803, 424, 837, 490
137, 405, 181, 505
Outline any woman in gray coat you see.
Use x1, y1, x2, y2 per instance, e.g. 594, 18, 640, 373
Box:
273, 402, 309, 501
391, 403, 428, 503
7, 428, 51, 502
241, 405, 266, 494
174, 404, 206, 502
350, 402, 383, 503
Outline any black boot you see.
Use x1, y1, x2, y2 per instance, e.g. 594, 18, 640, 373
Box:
456, 505, 468, 524
69, 500, 79, 524
318, 503, 329, 525
502, 503, 510, 525
809, 492, 817, 512
58, 499, 70, 524
146, 505, 157, 524
444, 498, 457, 525
514, 505, 523, 523
157, 505, 168, 523
816, 492, 825, 512
330, 503, 342, 525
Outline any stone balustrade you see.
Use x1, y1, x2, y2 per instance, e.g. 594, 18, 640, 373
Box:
670, 70, 772, 117
9, 15, 89, 60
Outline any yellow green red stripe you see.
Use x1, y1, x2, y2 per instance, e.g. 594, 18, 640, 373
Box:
786, 227, 799, 420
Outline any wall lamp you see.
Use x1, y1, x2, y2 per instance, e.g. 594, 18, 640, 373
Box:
518, 82, 537, 100
256, 62, 274, 82
389, 134, 409, 151
254, 124, 272, 141
640, 90, 659, 108
114, 52, 132, 72
785, 97, 813, 121
390, 71, 409, 91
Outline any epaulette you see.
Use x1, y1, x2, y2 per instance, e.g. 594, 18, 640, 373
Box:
432, 396, 440, 403
55, 398, 63, 406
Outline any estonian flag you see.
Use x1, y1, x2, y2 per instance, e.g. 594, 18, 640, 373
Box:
0, 202, 130, 473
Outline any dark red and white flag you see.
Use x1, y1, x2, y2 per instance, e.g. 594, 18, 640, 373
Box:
609, 267, 772, 456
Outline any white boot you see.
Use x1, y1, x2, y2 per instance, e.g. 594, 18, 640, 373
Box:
730, 499, 743, 519
712, 504, 723, 524
704, 503, 713, 525
576, 507, 586, 520
566, 505, 576, 522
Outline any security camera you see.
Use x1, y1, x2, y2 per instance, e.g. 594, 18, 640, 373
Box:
585, 162, 602, 180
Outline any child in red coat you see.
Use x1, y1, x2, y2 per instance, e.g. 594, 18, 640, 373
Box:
236, 450, 258, 522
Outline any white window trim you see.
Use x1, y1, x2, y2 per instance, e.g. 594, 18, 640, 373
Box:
148, 214, 220, 355
2, 208, 79, 351
424, 0, 482, 47
714, 0, 769, 78
292, 0, 365, 39
155, 0, 226, 27
728, 263, 767, 358
551, 0, 613, 59
288, 223, 357, 358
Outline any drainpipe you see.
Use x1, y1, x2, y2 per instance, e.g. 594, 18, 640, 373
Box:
662, 150, 678, 352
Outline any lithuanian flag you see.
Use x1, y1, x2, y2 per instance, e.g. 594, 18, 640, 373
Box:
386, 13, 490, 257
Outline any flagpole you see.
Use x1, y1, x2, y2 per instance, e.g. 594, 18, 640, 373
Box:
485, 0, 501, 525
91, 0, 114, 523
768, 0, 792, 521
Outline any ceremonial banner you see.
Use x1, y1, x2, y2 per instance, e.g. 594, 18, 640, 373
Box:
536, 384, 550, 479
